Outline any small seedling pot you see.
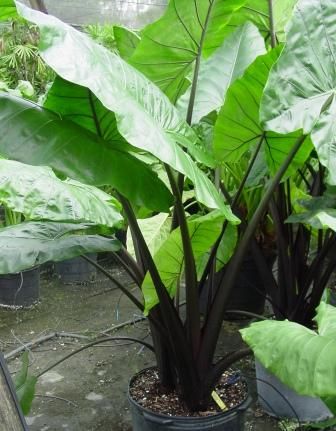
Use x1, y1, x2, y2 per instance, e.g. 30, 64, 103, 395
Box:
0, 266, 40, 307
128, 368, 251, 431
54, 253, 97, 284
255, 361, 332, 422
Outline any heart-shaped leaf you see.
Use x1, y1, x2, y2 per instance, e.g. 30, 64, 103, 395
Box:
0, 221, 121, 274
0, 159, 123, 228
214, 47, 312, 176
260, 0, 336, 184
130, 0, 245, 103
0, 93, 173, 212
16, 2, 234, 216
177, 22, 266, 124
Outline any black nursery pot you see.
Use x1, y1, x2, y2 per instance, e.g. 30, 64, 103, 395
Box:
54, 253, 97, 284
0, 266, 40, 307
128, 368, 251, 431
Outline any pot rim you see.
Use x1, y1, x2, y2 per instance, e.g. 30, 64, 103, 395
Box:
0, 265, 40, 277
128, 365, 251, 421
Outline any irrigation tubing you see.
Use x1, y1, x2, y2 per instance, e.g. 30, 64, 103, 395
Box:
224, 309, 269, 321
35, 336, 154, 379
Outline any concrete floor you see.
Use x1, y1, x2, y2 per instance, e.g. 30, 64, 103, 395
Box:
0, 260, 287, 430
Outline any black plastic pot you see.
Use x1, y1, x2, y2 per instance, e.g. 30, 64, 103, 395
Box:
54, 253, 97, 284
201, 253, 275, 318
128, 369, 251, 431
255, 361, 332, 422
0, 266, 40, 307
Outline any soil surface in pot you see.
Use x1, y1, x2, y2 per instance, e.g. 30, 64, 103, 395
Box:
130, 367, 247, 417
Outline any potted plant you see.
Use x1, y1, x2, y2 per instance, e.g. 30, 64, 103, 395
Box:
222, 0, 336, 421
0, 202, 40, 307
2, 0, 334, 429
240, 302, 336, 425
0, 158, 123, 306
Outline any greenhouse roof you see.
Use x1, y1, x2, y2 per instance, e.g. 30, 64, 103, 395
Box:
22, 0, 168, 28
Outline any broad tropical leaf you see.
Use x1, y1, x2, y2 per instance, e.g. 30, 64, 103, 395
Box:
130, 0, 245, 103
114, 26, 140, 61
14, 352, 37, 415
17, 3, 235, 216
196, 222, 237, 276
126, 213, 171, 258
142, 211, 228, 314
240, 303, 336, 404
214, 48, 312, 176
0, 0, 17, 21
0, 159, 123, 228
44, 76, 131, 150
286, 193, 336, 232
45, 76, 215, 169
0, 222, 121, 274
260, 0, 336, 184
177, 23, 266, 124
223, 0, 297, 43
0, 93, 173, 212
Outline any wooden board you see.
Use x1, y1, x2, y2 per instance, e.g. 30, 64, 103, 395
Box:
0, 354, 28, 430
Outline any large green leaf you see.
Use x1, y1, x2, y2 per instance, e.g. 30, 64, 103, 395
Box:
214, 48, 312, 176
114, 26, 140, 61
260, 0, 336, 185
130, 0, 245, 103
14, 352, 37, 415
286, 193, 336, 232
0, 0, 17, 21
0, 222, 121, 274
45, 76, 215, 169
196, 222, 237, 276
142, 211, 228, 314
177, 23, 266, 124
0, 159, 123, 228
240, 302, 336, 404
0, 93, 172, 212
44, 76, 131, 150
126, 213, 171, 259
17, 3, 234, 216
224, 0, 298, 43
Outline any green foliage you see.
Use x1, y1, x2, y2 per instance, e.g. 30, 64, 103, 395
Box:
0, 159, 123, 228
0, 18, 54, 97
17, 2, 236, 218
240, 303, 336, 413
130, 0, 246, 103
0, 93, 173, 212
286, 189, 336, 232
142, 211, 231, 313
114, 26, 140, 61
223, 0, 298, 43
84, 23, 117, 51
14, 352, 37, 415
0, 221, 121, 274
126, 212, 171, 259
214, 47, 313, 176
0, 0, 17, 21
177, 22, 266, 124
260, 0, 336, 185
6, 0, 336, 414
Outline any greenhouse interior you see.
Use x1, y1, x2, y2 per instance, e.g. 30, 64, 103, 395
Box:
0, 0, 335, 430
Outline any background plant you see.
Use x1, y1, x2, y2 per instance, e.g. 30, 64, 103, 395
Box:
0, 17, 54, 98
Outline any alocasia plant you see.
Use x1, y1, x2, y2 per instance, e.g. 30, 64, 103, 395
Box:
2, 0, 332, 417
